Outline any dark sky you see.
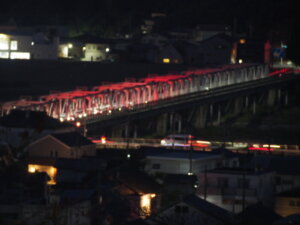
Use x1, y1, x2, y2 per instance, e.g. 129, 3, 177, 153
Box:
0, 0, 297, 39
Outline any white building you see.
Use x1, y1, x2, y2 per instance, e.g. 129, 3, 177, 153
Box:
197, 168, 275, 213
0, 31, 58, 60
58, 35, 112, 62
144, 151, 223, 175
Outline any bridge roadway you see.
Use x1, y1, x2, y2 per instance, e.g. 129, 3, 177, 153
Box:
83, 73, 299, 129
93, 137, 300, 156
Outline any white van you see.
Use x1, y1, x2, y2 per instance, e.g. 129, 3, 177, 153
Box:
160, 134, 195, 147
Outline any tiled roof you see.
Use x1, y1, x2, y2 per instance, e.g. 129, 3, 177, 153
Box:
183, 194, 234, 224
51, 132, 93, 147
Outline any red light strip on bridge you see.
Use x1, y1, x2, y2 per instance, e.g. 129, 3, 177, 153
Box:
248, 147, 274, 151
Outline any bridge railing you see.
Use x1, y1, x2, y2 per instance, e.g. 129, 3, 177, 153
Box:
0, 64, 269, 121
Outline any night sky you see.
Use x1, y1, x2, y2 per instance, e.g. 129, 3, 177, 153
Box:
0, 0, 298, 40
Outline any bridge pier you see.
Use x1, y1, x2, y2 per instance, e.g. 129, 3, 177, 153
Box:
267, 89, 276, 106
252, 99, 256, 114
284, 91, 288, 106
193, 105, 209, 129
156, 113, 168, 135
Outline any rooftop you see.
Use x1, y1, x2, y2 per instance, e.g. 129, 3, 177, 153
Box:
146, 151, 220, 160
208, 167, 273, 175
51, 132, 93, 147
277, 187, 300, 198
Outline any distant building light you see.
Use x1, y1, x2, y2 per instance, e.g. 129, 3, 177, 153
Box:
238, 59, 243, 64
0, 33, 8, 39
10, 52, 30, 60
10, 40, 18, 50
127, 154, 131, 159
68, 43, 73, 48
31, 41, 35, 46
239, 38, 246, 44
163, 58, 170, 63
105, 47, 110, 53
75, 121, 81, 127
187, 172, 193, 176
82, 46, 86, 50
28, 167, 36, 173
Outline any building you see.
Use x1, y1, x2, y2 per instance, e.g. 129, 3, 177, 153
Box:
146, 194, 235, 225
193, 24, 232, 42
27, 131, 96, 159
196, 168, 275, 213
128, 33, 183, 64
0, 110, 74, 149
0, 31, 58, 60
250, 155, 300, 194
59, 35, 113, 62
236, 202, 282, 225
108, 163, 162, 219
274, 187, 300, 217
197, 33, 235, 66
144, 151, 223, 175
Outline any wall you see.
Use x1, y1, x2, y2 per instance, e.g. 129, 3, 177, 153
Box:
28, 136, 72, 158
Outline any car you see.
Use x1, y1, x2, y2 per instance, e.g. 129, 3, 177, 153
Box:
160, 134, 195, 147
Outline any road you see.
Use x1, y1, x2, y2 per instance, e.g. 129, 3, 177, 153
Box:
90, 136, 300, 156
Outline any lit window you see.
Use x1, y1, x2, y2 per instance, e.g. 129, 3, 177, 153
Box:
140, 194, 156, 216
163, 58, 170, 63
10, 40, 18, 50
0, 33, 9, 39
0, 38, 9, 50
28, 164, 57, 185
10, 52, 30, 59
0, 51, 9, 58
239, 39, 246, 44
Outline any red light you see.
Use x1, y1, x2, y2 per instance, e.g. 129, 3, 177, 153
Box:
248, 147, 274, 151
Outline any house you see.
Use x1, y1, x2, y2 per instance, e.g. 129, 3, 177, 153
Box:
27, 131, 96, 159
27, 157, 106, 186
59, 35, 114, 62
196, 167, 275, 213
0, 30, 58, 60
144, 151, 222, 175
146, 194, 235, 225
0, 110, 74, 149
274, 187, 300, 217
236, 202, 282, 225
193, 24, 232, 42
197, 33, 235, 66
249, 155, 300, 194
128, 33, 183, 64
0, 170, 50, 225
109, 163, 162, 219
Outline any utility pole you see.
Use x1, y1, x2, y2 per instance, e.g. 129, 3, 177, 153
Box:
188, 137, 193, 175
242, 169, 246, 211
204, 165, 207, 200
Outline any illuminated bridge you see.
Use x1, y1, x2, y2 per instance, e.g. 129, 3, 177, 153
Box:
0, 64, 269, 122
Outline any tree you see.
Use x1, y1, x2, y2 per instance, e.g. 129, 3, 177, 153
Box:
286, 17, 300, 66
